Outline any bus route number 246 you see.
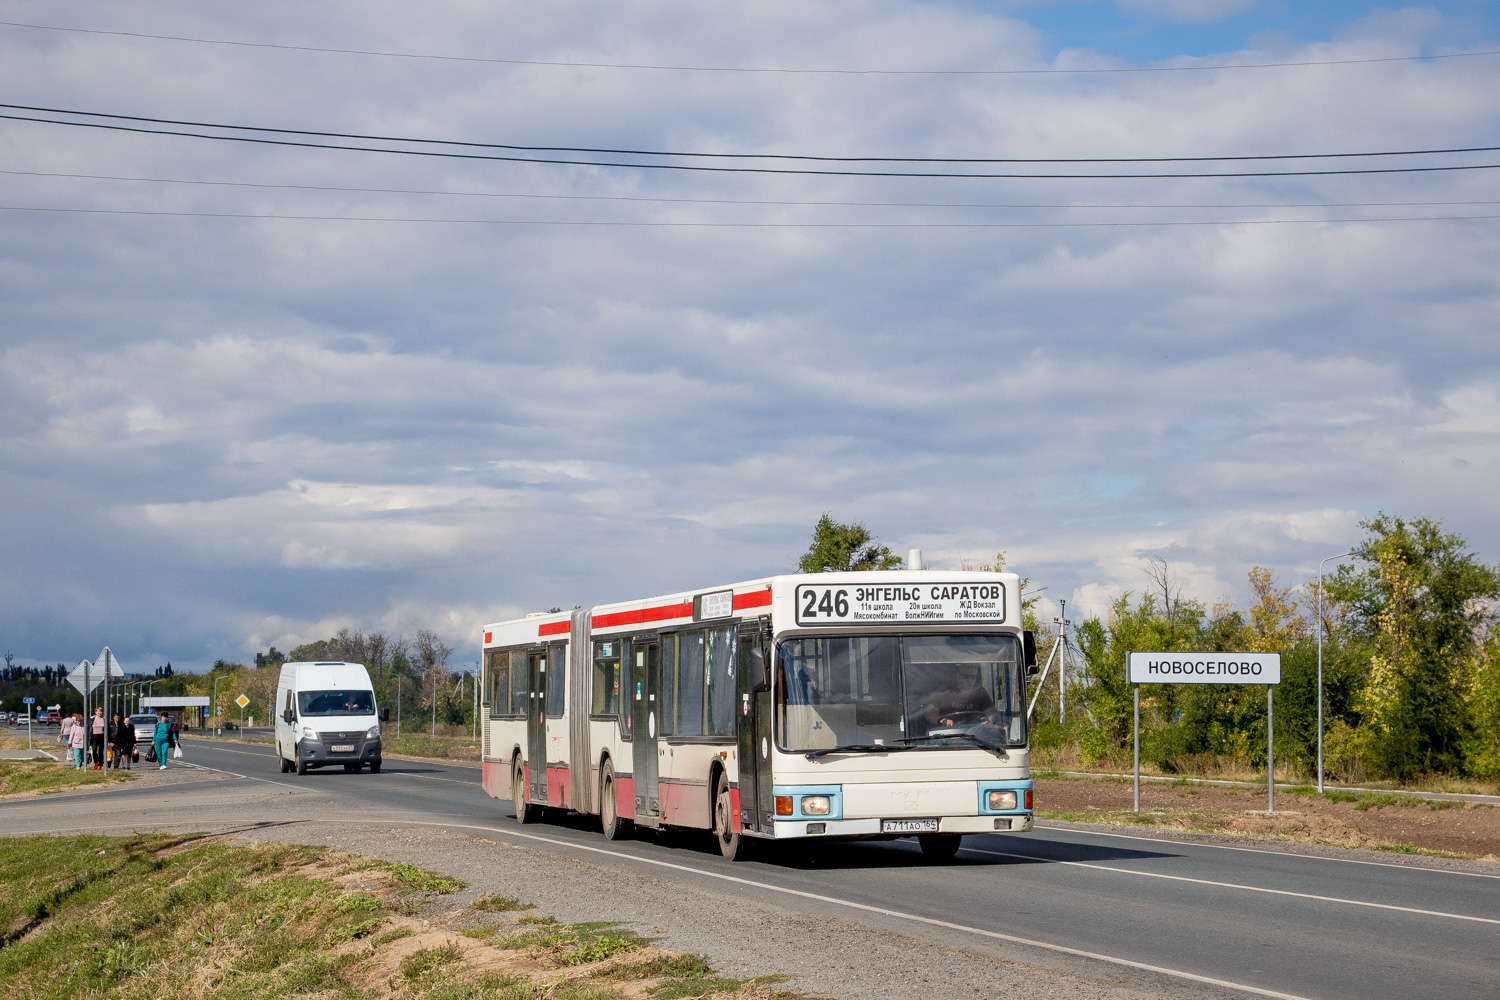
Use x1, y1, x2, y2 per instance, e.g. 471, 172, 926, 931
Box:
801, 588, 850, 621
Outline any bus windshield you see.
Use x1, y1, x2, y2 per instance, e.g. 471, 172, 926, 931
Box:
777, 634, 1025, 752
297, 690, 375, 717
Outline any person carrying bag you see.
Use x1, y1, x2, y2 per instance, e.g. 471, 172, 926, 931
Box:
152, 713, 173, 770
111, 712, 134, 770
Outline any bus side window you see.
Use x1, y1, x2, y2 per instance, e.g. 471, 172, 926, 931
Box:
592, 642, 620, 717
706, 627, 735, 736
510, 650, 528, 717
660, 634, 676, 736
546, 645, 565, 715
676, 631, 705, 736
486, 649, 509, 716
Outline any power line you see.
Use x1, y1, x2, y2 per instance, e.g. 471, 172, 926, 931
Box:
2, 19, 1497, 76
7, 168, 1500, 212
5, 102, 1498, 165
4, 204, 1498, 227
5, 110, 1500, 180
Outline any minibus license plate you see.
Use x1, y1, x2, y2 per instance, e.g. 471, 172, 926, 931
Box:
882, 818, 938, 833
331, 744, 354, 753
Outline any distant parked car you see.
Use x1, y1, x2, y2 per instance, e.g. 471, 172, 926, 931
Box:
45, 710, 61, 725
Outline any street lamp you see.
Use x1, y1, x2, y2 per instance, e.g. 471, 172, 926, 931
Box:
1317, 550, 1355, 793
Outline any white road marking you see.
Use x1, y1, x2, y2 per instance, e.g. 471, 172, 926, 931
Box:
1034, 823, 1500, 880
379, 817, 1317, 1000
186, 744, 479, 785
963, 846, 1500, 925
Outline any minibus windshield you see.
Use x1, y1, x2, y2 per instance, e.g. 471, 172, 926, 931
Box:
297, 690, 375, 717
777, 634, 1025, 752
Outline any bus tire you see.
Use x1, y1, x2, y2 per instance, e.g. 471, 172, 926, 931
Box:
714, 776, 748, 861
513, 757, 537, 824
279, 748, 292, 773
918, 834, 962, 861
600, 761, 625, 840
296, 757, 308, 776
370, 758, 382, 774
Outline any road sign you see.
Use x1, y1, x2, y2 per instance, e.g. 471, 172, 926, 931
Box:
67, 660, 101, 694
22, 697, 34, 704
94, 647, 125, 677
236, 694, 250, 708
1127, 651, 1281, 685
1127, 650, 1282, 815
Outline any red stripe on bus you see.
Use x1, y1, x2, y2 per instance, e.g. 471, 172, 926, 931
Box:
591, 603, 693, 629
538, 621, 570, 636
734, 590, 772, 610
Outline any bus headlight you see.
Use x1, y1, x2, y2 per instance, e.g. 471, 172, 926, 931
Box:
800, 795, 831, 816
987, 790, 1017, 811
366, 725, 380, 740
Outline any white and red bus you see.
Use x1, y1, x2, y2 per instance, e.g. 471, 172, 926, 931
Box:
480, 571, 1036, 860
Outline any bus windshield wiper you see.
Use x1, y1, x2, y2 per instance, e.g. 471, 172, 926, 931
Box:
898, 732, 1011, 760
804, 743, 914, 760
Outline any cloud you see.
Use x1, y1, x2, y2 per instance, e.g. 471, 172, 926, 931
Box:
0, 2, 1497, 668
1117, 0, 1255, 24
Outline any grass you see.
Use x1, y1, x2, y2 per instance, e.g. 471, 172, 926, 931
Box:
0, 834, 806, 1000
379, 860, 467, 894
0, 759, 136, 797
472, 893, 534, 912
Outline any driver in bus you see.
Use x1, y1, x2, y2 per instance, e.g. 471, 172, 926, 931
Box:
921, 664, 994, 732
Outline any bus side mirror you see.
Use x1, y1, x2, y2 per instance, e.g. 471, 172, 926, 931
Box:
751, 648, 772, 693
282, 708, 295, 724
380, 707, 391, 722
1023, 631, 1039, 674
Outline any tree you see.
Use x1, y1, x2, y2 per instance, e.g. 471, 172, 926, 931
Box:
797, 514, 903, 573
1328, 514, 1500, 776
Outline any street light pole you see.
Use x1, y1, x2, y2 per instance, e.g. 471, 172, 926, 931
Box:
1317, 550, 1355, 794
212, 675, 223, 736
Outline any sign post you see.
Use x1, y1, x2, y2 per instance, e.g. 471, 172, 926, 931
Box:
1128, 652, 1283, 814
236, 693, 249, 732
23, 697, 35, 750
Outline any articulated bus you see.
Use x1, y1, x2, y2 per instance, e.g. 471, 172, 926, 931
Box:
480, 571, 1037, 860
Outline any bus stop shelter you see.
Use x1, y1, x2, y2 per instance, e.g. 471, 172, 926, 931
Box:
139, 696, 211, 729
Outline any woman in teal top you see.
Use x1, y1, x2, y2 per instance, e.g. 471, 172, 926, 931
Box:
153, 713, 173, 770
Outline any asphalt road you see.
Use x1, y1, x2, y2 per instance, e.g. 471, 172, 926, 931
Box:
3, 734, 1497, 1000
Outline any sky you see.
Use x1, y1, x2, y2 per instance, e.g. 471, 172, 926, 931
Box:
1, 1, 1497, 672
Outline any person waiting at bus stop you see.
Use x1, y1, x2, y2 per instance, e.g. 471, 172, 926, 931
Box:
152, 713, 173, 770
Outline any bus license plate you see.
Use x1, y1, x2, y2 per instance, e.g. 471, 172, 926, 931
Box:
882, 818, 939, 833
331, 744, 354, 753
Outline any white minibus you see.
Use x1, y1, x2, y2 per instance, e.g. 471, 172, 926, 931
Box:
274, 661, 387, 775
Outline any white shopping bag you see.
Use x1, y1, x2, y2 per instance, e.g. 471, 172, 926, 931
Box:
172, 745, 183, 759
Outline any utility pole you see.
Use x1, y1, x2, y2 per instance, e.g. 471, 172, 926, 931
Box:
1054, 600, 1072, 728
396, 675, 401, 738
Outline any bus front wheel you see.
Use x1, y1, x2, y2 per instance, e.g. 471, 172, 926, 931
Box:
918, 834, 962, 861
714, 776, 748, 861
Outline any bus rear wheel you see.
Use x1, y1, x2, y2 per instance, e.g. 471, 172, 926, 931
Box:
600, 761, 626, 840
513, 757, 537, 824
714, 776, 748, 861
918, 834, 962, 861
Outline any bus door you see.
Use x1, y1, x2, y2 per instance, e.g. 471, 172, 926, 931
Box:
527, 648, 547, 804
630, 637, 661, 827
736, 622, 774, 833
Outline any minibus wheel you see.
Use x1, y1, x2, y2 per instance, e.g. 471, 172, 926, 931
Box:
600, 761, 625, 840
296, 757, 308, 776
370, 758, 382, 774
